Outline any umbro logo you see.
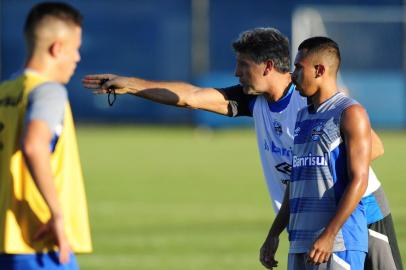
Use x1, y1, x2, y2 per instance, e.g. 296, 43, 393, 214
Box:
275, 162, 292, 175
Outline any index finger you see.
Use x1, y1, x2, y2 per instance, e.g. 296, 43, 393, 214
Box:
83, 74, 113, 80
58, 243, 71, 264
308, 248, 316, 261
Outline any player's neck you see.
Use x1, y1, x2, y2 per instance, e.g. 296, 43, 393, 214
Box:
264, 73, 292, 103
309, 82, 338, 109
25, 55, 57, 82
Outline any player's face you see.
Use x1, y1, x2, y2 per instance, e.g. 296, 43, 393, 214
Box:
234, 53, 267, 95
57, 26, 82, 84
291, 50, 317, 97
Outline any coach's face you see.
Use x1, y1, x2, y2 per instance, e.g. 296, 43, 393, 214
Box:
234, 53, 268, 95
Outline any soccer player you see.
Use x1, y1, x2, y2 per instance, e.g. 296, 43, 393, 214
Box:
82, 28, 402, 269
262, 36, 382, 269
0, 2, 92, 269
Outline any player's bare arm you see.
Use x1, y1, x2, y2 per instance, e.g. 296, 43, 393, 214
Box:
260, 186, 290, 269
82, 74, 231, 115
335, 87, 382, 161
22, 120, 72, 264
307, 104, 370, 265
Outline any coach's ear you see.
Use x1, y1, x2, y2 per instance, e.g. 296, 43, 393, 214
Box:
314, 64, 325, 78
264, 60, 274, 76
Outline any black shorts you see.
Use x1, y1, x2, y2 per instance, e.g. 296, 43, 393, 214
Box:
365, 214, 404, 270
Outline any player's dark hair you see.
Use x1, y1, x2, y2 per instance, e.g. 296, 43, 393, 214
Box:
298, 36, 341, 71
24, 2, 82, 52
232, 27, 290, 73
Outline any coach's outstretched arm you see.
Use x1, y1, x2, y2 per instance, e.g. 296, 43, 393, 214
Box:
82, 74, 231, 115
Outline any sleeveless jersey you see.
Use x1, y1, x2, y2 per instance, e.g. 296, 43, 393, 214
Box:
288, 92, 367, 253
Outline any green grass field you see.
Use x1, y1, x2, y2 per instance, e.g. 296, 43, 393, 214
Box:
75, 126, 406, 270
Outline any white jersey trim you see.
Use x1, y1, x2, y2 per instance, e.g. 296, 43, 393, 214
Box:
368, 229, 389, 243
332, 253, 351, 270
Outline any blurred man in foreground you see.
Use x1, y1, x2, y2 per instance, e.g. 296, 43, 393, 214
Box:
0, 2, 92, 269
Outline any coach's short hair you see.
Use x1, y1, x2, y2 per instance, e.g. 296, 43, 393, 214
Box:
232, 27, 290, 73
24, 2, 82, 52
298, 36, 341, 73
